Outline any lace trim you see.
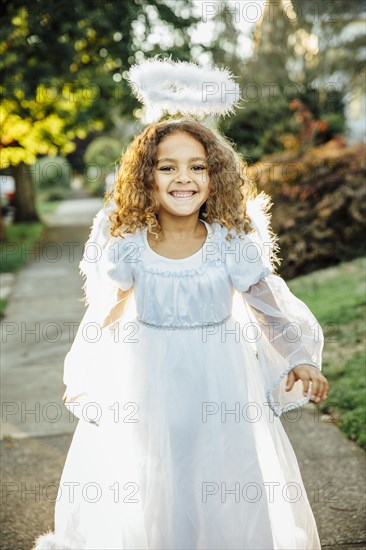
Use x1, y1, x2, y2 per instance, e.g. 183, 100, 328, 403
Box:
135, 257, 224, 277
108, 222, 269, 280
265, 361, 321, 417
137, 314, 232, 330
133, 223, 226, 276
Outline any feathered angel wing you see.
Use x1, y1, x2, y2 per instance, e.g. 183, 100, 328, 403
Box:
77, 197, 138, 327
79, 199, 117, 308
63, 199, 137, 415
246, 192, 281, 272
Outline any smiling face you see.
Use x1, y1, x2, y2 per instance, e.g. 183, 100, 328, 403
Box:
153, 131, 210, 219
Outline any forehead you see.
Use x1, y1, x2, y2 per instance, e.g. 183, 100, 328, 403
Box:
157, 132, 206, 158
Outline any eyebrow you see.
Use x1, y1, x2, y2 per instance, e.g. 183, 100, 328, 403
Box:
156, 157, 207, 163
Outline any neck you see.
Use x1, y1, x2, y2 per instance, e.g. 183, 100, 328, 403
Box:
153, 212, 204, 241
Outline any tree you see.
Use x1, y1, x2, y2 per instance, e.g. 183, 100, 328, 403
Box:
290, 0, 366, 90
218, 0, 360, 160
0, 0, 200, 221
245, 0, 365, 89
1, 87, 100, 220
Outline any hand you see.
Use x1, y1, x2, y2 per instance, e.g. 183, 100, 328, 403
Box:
285, 364, 329, 403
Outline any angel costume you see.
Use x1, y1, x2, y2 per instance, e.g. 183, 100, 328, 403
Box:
32, 194, 323, 550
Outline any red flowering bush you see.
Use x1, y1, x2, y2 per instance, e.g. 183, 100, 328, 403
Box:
281, 99, 329, 153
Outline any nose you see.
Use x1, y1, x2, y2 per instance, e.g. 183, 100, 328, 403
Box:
175, 166, 191, 183
175, 171, 191, 183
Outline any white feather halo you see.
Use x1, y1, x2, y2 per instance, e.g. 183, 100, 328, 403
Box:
126, 57, 241, 123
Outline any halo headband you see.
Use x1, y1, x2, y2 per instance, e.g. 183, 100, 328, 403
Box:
126, 58, 241, 124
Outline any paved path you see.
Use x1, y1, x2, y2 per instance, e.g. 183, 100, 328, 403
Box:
1, 198, 365, 549
1, 198, 103, 439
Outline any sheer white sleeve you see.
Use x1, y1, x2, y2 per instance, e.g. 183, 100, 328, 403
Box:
241, 273, 324, 417
230, 193, 325, 417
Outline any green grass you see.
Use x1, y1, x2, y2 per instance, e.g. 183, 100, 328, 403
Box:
36, 199, 60, 216
288, 257, 366, 449
0, 298, 7, 318
0, 222, 45, 273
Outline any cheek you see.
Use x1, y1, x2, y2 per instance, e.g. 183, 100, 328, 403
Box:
201, 173, 210, 191
153, 173, 163, 189
156, 179, 168, 192
153, 178, 168, 198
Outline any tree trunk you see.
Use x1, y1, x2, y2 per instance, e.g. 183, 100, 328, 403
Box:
11, 162, 40, 222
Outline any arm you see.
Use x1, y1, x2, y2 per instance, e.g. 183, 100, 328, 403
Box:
101, 287, 133, 329
242, 275, 328, 407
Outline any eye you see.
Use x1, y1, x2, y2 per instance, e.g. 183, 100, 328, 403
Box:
158, 166, 174, 172
192, 165, 206, 171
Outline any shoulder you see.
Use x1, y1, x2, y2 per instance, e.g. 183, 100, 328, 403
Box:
104, 231, 143, 291
210, 222, 260, 254
211, 203, 277, 273
210, 223, 272, 292
106, 228, 144, 266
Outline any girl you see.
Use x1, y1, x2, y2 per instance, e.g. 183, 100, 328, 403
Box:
32, 118, 328, 550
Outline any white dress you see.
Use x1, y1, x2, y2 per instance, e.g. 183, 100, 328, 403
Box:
32, 201, 323, 550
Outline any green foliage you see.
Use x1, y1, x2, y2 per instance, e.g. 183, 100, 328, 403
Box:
84, 137, 122, 170
1, 0, 203, 221
0, 298, 7, 318
222, 0, 352, 161
322, 113, 346, 137
251, 141, 365, 278
219, 87, 346, 163
44, 188, 67, 201
298, 1, 366, 90
322, 351, 366, 449
32, 156, 72, 189
0, 96, 82, 168
288, 257, 366, 449
36, 199, 60, 215
0, 223, 44, 273
220, 97, 290, 162
0, 1, 200, 168
289, 258, 365, 327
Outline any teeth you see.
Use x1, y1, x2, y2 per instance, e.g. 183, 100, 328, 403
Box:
170, 192, 195, 197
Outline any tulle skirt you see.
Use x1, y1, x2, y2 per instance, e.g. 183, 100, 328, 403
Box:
37, 315, 321, 550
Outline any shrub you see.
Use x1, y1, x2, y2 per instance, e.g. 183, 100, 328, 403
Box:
219, 86, 346, 162
45, 188, 67, 201
84, 136, 122, 172
32, 156, 72, 189
252, 140, 366, 278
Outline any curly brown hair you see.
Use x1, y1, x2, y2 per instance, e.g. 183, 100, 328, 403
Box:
105, 118, 257, 241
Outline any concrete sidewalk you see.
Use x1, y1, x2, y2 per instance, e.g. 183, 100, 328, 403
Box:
1, 198, 365, 549
1, 198, 103, 439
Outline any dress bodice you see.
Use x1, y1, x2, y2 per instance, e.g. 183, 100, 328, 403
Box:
106, 220, 271, 329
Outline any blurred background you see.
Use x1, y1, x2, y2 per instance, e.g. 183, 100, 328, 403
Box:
0, 1, 365, 548
1, 0, 365, 271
